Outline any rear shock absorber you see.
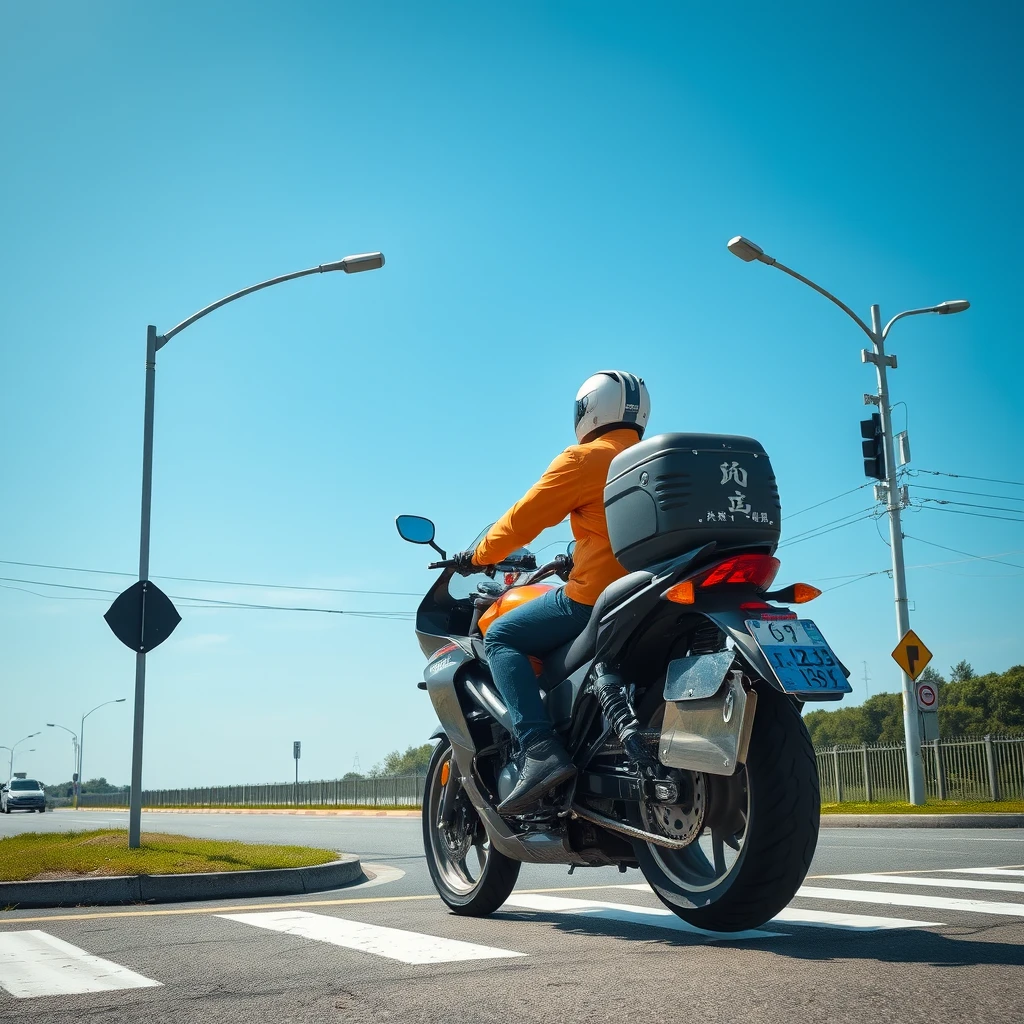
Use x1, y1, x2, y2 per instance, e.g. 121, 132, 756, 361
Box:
589, 663, 657, 773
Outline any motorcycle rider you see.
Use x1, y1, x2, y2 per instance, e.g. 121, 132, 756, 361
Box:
452, 371, 651, 813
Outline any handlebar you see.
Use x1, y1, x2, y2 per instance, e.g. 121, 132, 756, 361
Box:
428, 553, 538, 573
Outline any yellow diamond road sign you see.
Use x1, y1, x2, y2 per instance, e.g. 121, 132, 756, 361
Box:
891, 629, 933, 681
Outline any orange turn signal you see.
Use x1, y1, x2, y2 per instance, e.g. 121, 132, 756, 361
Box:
440, 760, 450, 787
664, 581, 696, 605
791, 583, 822, 604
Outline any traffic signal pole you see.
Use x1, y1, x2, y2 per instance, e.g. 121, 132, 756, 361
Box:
863, 305, 926, 805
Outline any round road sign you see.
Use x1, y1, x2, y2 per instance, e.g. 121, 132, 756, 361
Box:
916, 680, 938, 711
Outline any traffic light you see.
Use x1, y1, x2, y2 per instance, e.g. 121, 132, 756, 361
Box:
860, 413, 885, 480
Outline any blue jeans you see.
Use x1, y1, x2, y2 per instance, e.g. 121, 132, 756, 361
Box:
483, 586, 593, 749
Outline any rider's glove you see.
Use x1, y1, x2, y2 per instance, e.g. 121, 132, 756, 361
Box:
451, 550, 481, 576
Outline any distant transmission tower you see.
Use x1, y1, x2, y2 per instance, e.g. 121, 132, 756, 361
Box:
862, 661, 871, 698
352, 753, 362, 774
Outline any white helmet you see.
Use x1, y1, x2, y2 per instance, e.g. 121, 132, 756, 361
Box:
574, 371, 651, 444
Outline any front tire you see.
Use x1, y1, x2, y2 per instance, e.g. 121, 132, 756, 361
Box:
637, 684, 819, 932
422, 737, 521, 916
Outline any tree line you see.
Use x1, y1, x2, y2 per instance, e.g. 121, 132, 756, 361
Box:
803, 661, 1024, 748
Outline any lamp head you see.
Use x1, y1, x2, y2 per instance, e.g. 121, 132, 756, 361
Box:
727, 236, 772, 264
319, 252, 386, 274
934, 299, 970, 315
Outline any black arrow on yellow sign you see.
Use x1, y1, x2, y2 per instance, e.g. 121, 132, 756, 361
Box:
891, 629, 933, 682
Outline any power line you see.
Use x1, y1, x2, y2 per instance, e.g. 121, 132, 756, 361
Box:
910, 483, 1024, 503
915, 505, 1024, 526
913, 469, 1024, 488
784, 483, 873, 520
0, 558, 422, 598
904, 536, 1024, 571
778, 508, 878, 548
0, 576, 414, 619
917, 497, 1024, 516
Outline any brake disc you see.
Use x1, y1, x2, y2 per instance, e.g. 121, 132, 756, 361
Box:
641, 771, 707, 845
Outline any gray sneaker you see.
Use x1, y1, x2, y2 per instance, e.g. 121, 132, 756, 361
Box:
497, 735, 576, 814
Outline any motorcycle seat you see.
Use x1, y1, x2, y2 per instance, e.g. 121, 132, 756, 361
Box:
541, 570, 654, 684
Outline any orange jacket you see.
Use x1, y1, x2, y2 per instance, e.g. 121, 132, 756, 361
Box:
473, 428, 639, 606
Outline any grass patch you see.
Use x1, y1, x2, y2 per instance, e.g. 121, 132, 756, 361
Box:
822, 799, 1024, 815
0, 830, 339, 882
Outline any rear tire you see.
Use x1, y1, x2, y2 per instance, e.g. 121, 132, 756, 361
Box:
638, 684, 819, 932
422, 737, 521, 917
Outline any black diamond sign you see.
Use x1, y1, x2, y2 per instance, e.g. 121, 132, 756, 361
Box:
104, 580, 181, 653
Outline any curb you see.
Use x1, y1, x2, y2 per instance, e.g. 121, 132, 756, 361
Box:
0, 855, 363, 910
64, 808, 422, 818
821, 813, 1024, 829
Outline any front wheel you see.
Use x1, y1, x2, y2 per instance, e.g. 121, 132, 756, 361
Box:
636, 683, 819, 932
422, 737, 521, 916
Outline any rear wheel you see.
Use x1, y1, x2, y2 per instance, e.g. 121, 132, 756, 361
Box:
422, 737, 520, 916
636, 683, 819, 932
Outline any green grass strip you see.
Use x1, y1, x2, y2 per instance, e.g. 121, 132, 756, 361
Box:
0, 830, 339, 882
821, 799, 1024, 814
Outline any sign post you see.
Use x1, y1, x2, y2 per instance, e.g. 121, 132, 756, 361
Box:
293, 741, 301, 803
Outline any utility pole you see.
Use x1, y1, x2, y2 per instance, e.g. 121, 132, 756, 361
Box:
726, 235, 969, 806
862, 304, 926, 802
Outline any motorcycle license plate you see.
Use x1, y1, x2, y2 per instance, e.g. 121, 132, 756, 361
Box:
744, 619, 852, 696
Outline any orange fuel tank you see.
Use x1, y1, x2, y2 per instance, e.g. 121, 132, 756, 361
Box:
477, 584, 555, 638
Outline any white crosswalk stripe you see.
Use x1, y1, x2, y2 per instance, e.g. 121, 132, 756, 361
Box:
770, 907, 942, 930
501, 893, 783, 940
0, 931, 162, 1000
596, 884, 940, 931
219, 910, 525, 964
796, 885, 1024, 917
948, 867, 1024, 878
828, 872, 1024, 894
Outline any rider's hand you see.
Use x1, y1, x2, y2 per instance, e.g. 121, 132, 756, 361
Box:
451, 550, 481, 576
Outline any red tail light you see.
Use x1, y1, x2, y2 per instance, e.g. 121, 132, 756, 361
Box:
698, 554, 780, 591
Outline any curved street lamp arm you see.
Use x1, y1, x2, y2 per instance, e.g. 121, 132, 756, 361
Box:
768, 258, 877, 342
157, 264, 329, 349
881, 306, 938, 340
83, 699, 125, 723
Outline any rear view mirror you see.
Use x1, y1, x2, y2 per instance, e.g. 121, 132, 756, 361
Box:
567, 540, 577, 557
396, 515, 436, 545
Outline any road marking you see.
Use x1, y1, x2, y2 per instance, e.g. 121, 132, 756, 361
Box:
947, 867, 1024, 878
0, 930, 162, 999
601, 884, 938, 931
219, 910, 525, 964
771, 907, 941, 930
829, 872, 1024, 894
501, 893, 783, 940
797, 886, 1024, 917
0, 893, 440, 927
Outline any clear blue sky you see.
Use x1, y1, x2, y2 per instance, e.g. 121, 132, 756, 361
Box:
2, 1, 1021, 788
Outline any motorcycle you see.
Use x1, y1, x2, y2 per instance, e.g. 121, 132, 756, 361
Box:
396, 432, 851, 932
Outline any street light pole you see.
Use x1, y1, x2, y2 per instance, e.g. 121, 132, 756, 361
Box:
726, 235, 968, 805
46, 724, 80, 802
78, 699, 126, 808
125, 252, 384, 848
2, 733, 40, 780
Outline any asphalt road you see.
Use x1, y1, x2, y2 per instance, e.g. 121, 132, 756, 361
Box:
1, 809, 1022, 1023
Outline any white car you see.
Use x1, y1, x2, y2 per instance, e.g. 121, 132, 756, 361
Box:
1, 778, 47, 813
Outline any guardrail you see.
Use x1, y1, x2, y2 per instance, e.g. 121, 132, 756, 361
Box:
70, 734, 1024, 810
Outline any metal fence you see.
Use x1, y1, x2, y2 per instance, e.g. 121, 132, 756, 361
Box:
73, 734, 1024, 810
77, 775, 427, 810
816, 734, 1024, 804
